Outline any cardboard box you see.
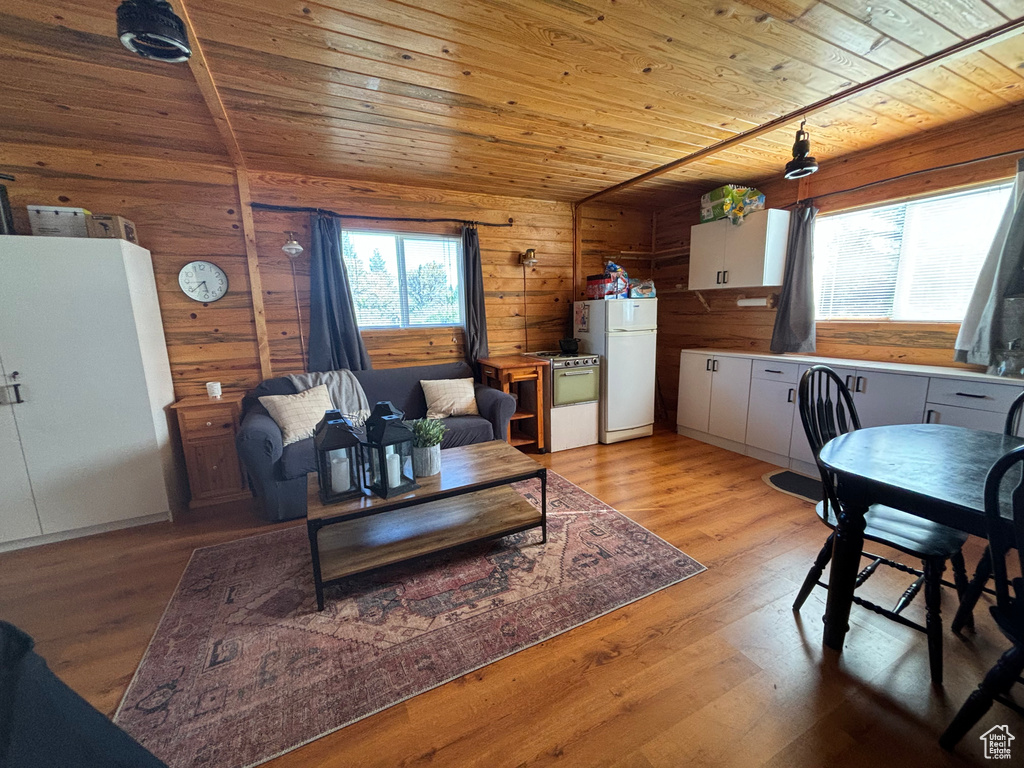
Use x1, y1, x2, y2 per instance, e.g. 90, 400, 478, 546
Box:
27, 206, 91, 237
87, 214, 138, 244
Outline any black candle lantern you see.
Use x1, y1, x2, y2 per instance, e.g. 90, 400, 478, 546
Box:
314, 410, 364, 504
360, 401, 418, 498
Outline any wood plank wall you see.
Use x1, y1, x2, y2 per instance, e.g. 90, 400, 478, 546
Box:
3, 144, 643, 396
652, 104, 1024, 424
247, 171, 577, 374
576, 203, 654, 300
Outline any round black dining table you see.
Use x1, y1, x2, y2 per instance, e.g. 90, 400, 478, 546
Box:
817, 423, 1024, 652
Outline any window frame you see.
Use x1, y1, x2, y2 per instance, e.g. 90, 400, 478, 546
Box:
813, 179, 1015, 324
342, 229, 466, 330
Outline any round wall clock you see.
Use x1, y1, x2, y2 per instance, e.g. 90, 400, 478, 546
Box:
178, 260, 228, 302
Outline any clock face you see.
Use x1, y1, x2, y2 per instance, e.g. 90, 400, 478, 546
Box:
178, 261, 228, 303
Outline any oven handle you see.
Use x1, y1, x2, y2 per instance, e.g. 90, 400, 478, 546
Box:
560, 370, 594, 376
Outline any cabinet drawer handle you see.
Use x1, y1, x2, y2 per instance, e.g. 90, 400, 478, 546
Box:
206, 421, 213, 426
722, 270, 728, 284
716, 271, 722, 285
706, 358, 712, 371
954, 392, 987, 399
926, 409, 937, 423
845, 375, 853, 389
855, 376, 866, 393
712, 359, 719, 372
787, 388, 795, 403
764, 369, 783, 374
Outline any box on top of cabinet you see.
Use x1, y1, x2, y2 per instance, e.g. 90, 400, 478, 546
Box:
27, 206, 91, 237
87, 214, 138, 244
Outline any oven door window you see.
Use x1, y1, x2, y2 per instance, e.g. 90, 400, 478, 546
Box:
552, 367, 599, 406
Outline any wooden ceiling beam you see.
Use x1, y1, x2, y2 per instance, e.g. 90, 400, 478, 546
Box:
577, 15, 1024, 206
172, 0, 245, 169
173, 0, 272, 379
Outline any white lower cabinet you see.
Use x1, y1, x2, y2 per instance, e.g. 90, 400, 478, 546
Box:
679, 349, 1015, 475
851, 370, 928, 428
746, 361, 800, 458
925, 404, 1006, 433
677, 352, 751, 444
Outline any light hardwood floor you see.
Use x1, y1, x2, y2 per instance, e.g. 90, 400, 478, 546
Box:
0, 427, 1014, 767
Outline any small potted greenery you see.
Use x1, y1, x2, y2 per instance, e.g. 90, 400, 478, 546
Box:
407, 418, 447, 477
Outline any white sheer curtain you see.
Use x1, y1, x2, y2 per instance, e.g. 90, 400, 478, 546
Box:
954, 158, 1024, 368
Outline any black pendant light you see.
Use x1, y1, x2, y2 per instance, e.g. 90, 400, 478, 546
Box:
784, 119, 819, 180
117, 0, 192, 63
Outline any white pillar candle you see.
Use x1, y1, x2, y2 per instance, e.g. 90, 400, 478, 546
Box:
386, 452, 402, 489
330, 451, 351, 493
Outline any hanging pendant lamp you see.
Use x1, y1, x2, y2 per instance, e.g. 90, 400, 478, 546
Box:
784, 120, 819, 180
117, 0, 192, 63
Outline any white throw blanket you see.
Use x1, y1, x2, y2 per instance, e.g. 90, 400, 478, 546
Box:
286, 370, 371, 423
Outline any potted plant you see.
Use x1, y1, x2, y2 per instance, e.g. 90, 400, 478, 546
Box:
406, 418, 447, 477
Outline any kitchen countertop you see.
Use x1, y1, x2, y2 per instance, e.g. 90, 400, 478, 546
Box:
680, 348, 1022, 386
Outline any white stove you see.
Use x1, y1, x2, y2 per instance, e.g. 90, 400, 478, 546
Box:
521, 352, 600, 452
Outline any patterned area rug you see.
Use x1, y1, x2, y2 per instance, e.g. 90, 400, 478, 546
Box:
114, 472, 705, 768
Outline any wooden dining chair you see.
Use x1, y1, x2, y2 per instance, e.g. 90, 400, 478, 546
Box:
950, 389, 1024, 635
940, 444, 1024, 750
793, 365, 970, 684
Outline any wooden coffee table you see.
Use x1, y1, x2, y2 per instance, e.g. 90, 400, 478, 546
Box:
305, 440, 547, 610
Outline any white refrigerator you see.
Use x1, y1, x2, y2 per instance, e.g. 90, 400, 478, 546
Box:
574, 299, 658, 444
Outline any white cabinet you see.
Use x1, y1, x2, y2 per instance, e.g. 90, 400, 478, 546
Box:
688, 209, 791, 290
746, 362, 800, 458
677, 352, 751, 444
789, 365, 926, 465
0, 237, 175, 549
924, 377, 1023, 435
851, 371, 928, 428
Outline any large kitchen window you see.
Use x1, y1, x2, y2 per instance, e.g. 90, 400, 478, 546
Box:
813, 181, 1014, 322
341, 230, 464, 328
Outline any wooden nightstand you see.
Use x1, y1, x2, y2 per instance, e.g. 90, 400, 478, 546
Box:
170, 392, 250, 509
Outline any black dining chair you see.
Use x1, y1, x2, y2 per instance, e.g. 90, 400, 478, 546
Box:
793, 365, 970, 684
940, 444, 1024, 750
950, 390, 1024, 635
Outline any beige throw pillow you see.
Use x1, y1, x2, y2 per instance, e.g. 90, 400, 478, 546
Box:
421, 378, 479, 419
259, 384, 334, 446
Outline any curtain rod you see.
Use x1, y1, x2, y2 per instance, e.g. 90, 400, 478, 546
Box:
785, 147, 1024, 209
249, 202, 514, 227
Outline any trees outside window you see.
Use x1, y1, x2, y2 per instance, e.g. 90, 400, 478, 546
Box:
342, 231, 463, 328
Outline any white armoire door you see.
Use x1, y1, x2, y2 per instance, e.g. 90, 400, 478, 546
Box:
0, 238, 170, 535
0, 353, 42, 544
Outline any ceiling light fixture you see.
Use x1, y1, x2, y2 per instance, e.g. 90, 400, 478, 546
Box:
117, 0, 192, 63
784, 119, 819, 180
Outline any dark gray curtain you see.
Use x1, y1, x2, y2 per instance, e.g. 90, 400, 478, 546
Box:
462, 225, 489, 365
770, 203, 818, 354
307, 213, 371, 372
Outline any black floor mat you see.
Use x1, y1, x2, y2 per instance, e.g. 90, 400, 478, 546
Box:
763, 470, 824, 504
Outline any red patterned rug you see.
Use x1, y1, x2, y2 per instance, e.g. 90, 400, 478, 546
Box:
114, 472, 704, 767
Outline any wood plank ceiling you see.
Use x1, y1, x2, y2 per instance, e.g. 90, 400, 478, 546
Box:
3, 0, 1024, 206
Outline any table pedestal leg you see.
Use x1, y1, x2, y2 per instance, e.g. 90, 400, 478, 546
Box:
823, 501, 867, 651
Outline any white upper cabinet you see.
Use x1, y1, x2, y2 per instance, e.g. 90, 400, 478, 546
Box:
688, 209, 791, 290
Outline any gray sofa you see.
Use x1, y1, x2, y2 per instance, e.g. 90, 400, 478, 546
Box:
235, 361, 517, 521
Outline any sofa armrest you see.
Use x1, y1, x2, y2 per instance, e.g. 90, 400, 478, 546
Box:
235, 412, 284, 482
474, 383, 517, 440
